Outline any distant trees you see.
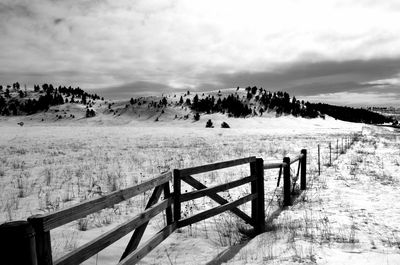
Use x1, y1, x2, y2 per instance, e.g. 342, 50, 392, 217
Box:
221, 122, 230, 128
0, 81, 391, 125
205, 119, 213, 128
12, 82, 20, 90
0, 82, 102, 116
86, 109, 95, 118
184, 87, 323, 119
310, 103, 391, 124
81, 94, 87, 105
161, 97, 168, 106
194, 112, 200, 121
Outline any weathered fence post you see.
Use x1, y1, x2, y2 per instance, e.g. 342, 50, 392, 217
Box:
173, 169, 181, 225
283, 157, 291, 206
318, 144, 320, 175
253, 158, 265, 233
336, 139, 339, 158
249, 160, 260, 233
329, 143, 332, 166
0, 221, 38, 265
28, 216, 53, 265
341, 138, 344, 153
300, 149, 307, 190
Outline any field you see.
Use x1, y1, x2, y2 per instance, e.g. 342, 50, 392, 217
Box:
1, 116, 399, 264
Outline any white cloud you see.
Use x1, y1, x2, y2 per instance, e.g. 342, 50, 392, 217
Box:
1, 0, 400, 105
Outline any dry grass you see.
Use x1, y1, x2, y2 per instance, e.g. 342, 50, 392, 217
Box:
0, 125, 360, 262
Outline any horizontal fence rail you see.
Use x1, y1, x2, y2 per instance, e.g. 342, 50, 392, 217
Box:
178, 156, 256, 176
29, 172, 172, 232
1, 150, 310, 265
263, 162, 285, 169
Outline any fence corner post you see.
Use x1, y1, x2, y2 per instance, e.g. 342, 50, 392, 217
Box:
250, 160, 257, 233
283, 157, 292, 206
255, 158, 265, 233
28, 216, 53, 265
173, 169, 181, 226
300, 149, 307, 190
0, 220, 38, 265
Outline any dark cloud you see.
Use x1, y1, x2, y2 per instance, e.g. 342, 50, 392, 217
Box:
209, 57, 400, 96
53, 18, 64, 25
282, 82, 369, 96
90, 81, 175, 100
0, 2, 35, 18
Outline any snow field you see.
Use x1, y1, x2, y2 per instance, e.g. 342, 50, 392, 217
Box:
225, 126, 400, 265
2, 119, 390, 264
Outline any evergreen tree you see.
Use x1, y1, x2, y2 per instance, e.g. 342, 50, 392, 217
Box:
162, 97, 168, 106
193, 94, 199, 107
82, 94, 87, 105
221, 121, 230, 128
0, 96, 5, 109
194, 112, 200, 121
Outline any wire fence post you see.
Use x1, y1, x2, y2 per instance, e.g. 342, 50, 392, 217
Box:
336, 139, 339, 158
318, 144, 320, 175
341, 138, 344, 153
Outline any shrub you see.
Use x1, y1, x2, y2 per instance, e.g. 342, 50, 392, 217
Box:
206, 119, 214, 128
194, 112, 200, 121
221, 121, 230, 128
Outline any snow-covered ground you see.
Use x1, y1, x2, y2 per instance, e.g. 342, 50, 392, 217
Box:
224, 126, 400, 265
1, 116, 399, 264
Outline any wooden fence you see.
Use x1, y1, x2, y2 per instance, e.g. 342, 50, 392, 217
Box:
0, 150, 307, 265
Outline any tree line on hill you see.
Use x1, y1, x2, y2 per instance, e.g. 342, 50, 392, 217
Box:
0, 83, 101, 116
310, 103, 391, 124
0, 82, 393, 125
180, 86, 391, 124
184, 86, 319, 118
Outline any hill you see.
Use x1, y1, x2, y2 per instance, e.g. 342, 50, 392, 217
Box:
0, 83, 393, 126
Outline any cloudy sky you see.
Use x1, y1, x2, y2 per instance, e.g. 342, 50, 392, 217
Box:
1, 0, 400, 106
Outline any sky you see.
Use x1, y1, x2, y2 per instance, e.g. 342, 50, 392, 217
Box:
1, 0, 400, 106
